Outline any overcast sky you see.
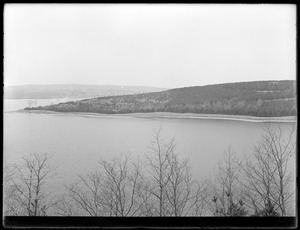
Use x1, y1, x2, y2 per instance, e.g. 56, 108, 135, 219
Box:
4, 4, 296, 88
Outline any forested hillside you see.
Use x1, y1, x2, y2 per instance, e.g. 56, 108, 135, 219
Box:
25, 80, 297, 117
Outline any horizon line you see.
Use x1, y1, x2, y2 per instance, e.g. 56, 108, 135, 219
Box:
4, 79, 295, 89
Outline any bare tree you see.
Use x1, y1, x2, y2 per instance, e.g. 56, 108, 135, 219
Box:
65, 170, 108, 216
99, 153, 145, 216
238, 123, 296, 216
52, 195, 76, 216
145, 127, 208, 216
3, 164, 21, 215
4, 153, 59, 216
145, 127, 175, 216
165, 153, 209, 216
165, 154, 191, 216
66, 153, 145, 216
210, 146, 247, 216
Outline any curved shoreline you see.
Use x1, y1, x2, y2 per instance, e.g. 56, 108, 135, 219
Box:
9, 109, 297, 123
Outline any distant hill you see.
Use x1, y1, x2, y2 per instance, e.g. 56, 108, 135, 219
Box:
25, 80, 297, 117
4, 84, 167, 99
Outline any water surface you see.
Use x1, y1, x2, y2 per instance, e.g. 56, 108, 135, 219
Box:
3, 99, 296, 216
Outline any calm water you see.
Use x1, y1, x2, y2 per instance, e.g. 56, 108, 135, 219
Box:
3, 98, 87, 112
3, 99, 297, 200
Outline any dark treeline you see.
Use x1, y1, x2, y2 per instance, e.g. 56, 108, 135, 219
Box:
3, 124, 296, 217
25, 80, 296, 117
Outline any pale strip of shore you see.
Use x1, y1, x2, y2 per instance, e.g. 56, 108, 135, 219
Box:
10, 109, 297, 123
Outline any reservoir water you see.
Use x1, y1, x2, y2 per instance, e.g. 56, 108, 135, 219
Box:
3, 99, 297, 215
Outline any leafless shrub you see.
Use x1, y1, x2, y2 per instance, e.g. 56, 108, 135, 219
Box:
66, 153, 145, 216
210, 146, 247, 216
238, 123, 296, 216
145, 126, 208, 216
4, 153, 60, 216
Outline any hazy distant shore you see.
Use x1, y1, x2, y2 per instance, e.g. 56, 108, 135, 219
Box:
12, 109, 297, 123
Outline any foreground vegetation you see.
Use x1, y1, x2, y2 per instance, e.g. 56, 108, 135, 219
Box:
4, 124, 296, 216
25, 80, 296, 117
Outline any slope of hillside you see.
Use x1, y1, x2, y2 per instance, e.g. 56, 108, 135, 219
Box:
25, 80, 297, 117
4, 84, 167, 99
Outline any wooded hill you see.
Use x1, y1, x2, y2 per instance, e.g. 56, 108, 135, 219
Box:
25, 80, 297, 117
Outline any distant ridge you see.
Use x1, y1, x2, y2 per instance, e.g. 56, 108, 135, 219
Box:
4, 84, 167, 99
25, 80, 296, 117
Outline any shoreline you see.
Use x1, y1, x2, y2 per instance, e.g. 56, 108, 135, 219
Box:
9, 109, 297, 123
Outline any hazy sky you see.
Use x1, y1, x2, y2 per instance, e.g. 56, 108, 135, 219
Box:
4, 4, 296, 88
